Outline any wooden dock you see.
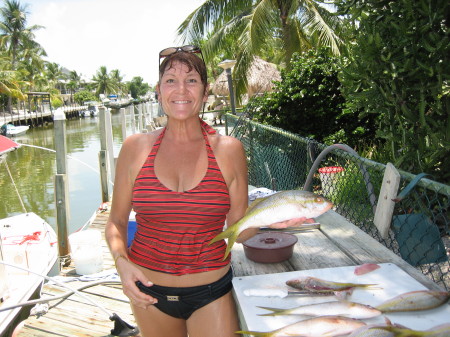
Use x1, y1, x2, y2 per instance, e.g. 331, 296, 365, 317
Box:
15, 209, 140, 337
13, 189, 447, 336
1, 106, 86, 128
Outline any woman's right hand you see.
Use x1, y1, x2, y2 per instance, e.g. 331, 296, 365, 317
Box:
115, 257, 158, 309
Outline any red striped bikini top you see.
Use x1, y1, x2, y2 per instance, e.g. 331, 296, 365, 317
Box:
128, 119, 231, 275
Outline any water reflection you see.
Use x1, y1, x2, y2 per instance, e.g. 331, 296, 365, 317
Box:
0, 114, 124, 234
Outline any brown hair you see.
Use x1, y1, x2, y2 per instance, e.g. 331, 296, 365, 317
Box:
159, 52, 208, 93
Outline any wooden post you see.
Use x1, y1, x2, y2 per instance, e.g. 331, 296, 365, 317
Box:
120, 107, 127, 140
130, 105, 136, 134
98, 107, 109, 202
374, 163, 401, 239
225, 114, 229, 136
105, 108, 116, 182
53, 108, 70, 264
137, 104, 142, 132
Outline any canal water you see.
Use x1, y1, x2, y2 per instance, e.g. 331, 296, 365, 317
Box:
0, 113, 128, 235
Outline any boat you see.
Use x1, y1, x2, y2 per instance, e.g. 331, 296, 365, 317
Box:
0, 136, 58, 335
80, 101, 101, 117
0, 124, 30, 137
0, 135, 20, 164
0, 213, 57, 335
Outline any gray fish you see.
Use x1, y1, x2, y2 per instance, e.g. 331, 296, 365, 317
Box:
286, 276, 377, 293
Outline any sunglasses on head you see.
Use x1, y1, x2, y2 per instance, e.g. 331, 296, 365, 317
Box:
159, 45, 204, 64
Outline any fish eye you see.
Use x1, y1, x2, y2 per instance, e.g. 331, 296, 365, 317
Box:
315, 197, 323, 203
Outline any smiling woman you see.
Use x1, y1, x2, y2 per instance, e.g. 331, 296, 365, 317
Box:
105, 45, 249, 337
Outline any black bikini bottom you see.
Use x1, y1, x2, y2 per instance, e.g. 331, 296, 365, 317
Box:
135, 268, 233, 319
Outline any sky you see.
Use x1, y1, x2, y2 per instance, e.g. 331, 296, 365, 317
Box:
24, 0, 205, 86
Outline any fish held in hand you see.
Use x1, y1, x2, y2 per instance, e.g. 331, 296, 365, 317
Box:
236, 315, 366, 337
286, 276, 378, 293
375, 290, 450, 313
209, 190, 332, 260
258, 300, 381, 319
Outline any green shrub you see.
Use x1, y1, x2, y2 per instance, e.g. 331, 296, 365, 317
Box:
336, 0, 450, 183
51, 97, 63, 109
246, 47, 377, 147
74, 90, 97, 105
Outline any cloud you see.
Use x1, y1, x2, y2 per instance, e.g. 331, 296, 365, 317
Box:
25, 0, 203, 85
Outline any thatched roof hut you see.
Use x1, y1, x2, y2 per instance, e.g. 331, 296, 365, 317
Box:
211, 57, 281, 98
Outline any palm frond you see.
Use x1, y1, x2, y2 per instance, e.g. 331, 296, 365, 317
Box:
302, 1, 343, 55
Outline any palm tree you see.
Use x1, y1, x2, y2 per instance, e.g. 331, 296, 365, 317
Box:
66, 70, 81, 102
177, 0, 344, 99
110, 69, 127, 96
17, 38, 47, 91
0, 54, 25, 99
91, 66, 116, 97
0, 0, 44, 69
0, 0, 44, 111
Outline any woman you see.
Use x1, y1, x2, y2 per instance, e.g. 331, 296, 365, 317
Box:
105, 45, 248, 337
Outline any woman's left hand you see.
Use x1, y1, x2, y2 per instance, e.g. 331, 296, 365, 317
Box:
236, 217, 315, 243
266, 217, 315, 229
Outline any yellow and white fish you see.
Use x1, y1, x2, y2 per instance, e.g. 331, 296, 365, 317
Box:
236, 315, 366, 337
258, 300, 382, 319
209, 190, 333, 260
375, 290, 450, 313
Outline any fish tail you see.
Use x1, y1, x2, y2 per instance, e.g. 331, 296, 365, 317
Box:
256, 306, 286, 316
208, 225, 239, 261
222, 228, 239, 260
209, 226, 233, 245
235, 330, 271, 336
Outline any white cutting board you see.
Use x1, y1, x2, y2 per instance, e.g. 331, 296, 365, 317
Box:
232, 263, 450, 332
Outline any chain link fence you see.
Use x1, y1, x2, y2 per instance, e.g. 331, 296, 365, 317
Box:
225, 113, 450, 290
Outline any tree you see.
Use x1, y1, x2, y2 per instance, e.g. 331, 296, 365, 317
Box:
177, 0, 345, 99
0, 54, 25, 99
128, 76, 149, 99
246, 47, 377, 145
17, 38, 47, 91
45, 62, 64, 88
110, 69, 127, 96
335, 0, 450, 183
0, 0, 44, 111
0, 0, 43, 69
73, 89, 96, 105
91, 66, 116, 97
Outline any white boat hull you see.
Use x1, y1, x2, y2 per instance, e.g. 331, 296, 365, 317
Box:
0, 212, 57, 335
4, 125, 29, 137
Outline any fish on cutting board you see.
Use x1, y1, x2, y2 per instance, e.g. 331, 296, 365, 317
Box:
375, 290, 450, 313
236, 315, 366, 337
375, 323, 450, 337
209, 190, 333, 260
258, 300, 382, 319
354, 263, 381, 276
286, 275, 379, 293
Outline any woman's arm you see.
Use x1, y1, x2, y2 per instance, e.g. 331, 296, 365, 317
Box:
105, 133, 158, 308
213, 135, 248, 228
